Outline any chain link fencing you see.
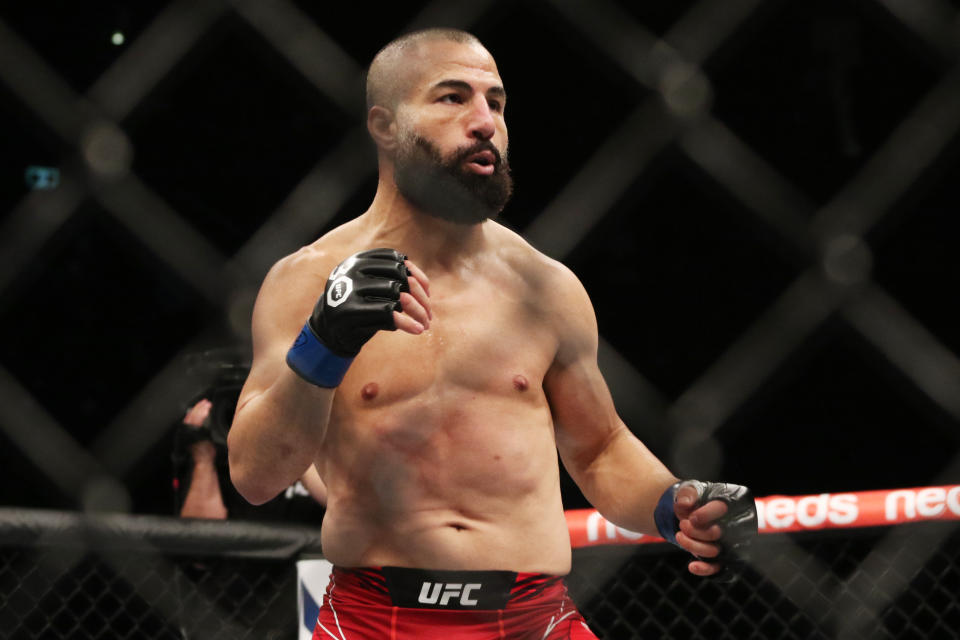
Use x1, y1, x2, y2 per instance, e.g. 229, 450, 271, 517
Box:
1, 510, 958, 639
570, 525, 960, 640
1, 548, 296, 639
0, 509, 322, 640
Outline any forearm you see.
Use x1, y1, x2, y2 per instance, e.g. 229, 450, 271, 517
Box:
571, 426, 678, 535
228, 366, 334, 505
181, 455, 228, 519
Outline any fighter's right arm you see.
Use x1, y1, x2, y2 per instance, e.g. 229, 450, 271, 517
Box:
228, 249, 340, 505
228, 247, 432, 505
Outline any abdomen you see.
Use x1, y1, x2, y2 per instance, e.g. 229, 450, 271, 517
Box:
318, 387, 572, 572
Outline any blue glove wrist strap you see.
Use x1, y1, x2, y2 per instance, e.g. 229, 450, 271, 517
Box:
286, 322, 354, 388
654, 482, 682, 546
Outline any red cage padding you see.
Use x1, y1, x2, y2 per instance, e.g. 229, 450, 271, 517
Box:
566, 484, 960, 549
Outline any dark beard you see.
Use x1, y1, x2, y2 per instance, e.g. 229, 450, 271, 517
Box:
393, 135, 513, 225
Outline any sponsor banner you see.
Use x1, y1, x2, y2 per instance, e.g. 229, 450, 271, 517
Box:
566, 484, 960, 549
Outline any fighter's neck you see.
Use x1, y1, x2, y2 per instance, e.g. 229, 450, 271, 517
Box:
362, 181, 488, 269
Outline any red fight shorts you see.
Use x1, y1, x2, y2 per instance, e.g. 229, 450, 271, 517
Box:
313, 566, 599, 639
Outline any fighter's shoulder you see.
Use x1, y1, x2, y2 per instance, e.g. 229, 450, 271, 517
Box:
490, 223, 589, 302
262, 224, 362, 290
251, 226, 364, 346
264, 245, 332, 288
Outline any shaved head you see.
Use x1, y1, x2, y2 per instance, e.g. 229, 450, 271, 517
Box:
366, 29, 485, 112
365, 29, 512, 223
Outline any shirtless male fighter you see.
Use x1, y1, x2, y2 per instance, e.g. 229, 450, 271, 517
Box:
228, 29, 757, 639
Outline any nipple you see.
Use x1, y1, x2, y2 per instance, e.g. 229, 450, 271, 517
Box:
512, 375, 529, 392
361, 382, 379, 400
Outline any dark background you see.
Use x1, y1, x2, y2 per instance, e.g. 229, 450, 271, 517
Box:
1, 0, 958, 518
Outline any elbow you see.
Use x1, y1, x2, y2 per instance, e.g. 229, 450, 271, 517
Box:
227, 465, 263, 506
227, 446, 276, 506
229, 464, 275, 506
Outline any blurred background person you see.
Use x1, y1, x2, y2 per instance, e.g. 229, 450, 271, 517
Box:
172, 350, 332, 639
173, 351, 327, 522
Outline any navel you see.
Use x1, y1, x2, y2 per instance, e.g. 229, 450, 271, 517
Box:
361, 382, 379, 401
512, 374, 529, 392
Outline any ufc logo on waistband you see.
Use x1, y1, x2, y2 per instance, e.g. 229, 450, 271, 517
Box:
417, 582, 481, 607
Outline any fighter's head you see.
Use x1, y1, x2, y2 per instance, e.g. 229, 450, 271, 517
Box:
365, 29, 513, 224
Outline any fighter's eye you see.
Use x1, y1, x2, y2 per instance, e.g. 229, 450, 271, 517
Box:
439, 94, 463, 104
488, 99, 503, 113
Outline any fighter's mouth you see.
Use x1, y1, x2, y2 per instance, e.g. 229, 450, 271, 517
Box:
469, 150, 496, 166
465, 150, 497, 174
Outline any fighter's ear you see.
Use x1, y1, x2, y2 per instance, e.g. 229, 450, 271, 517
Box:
367, 106, 398, 150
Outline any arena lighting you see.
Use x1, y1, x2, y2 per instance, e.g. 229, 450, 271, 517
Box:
24, 165, 59, 190
111, 31, 125, 46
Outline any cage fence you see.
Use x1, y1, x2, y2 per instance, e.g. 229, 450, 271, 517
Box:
568, 526, 960, 640
1, 508, 959, 639
0, 510, 323, 640
1, 0, 960, 639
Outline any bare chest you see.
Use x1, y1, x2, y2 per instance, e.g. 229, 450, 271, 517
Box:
338, 274, 556, 407
322, 269, 561, 507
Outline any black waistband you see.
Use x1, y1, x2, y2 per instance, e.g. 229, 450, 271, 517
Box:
384, 567, 517, 609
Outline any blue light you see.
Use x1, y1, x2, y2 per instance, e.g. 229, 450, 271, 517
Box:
25, 166, 60, 190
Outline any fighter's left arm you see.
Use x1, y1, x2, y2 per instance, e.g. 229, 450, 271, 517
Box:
542, 264, 674, 536
543, 264, 756, 576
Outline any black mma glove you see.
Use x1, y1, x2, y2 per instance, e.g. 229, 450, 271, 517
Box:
286, 248, 409, 387
654, 480, 758, 579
